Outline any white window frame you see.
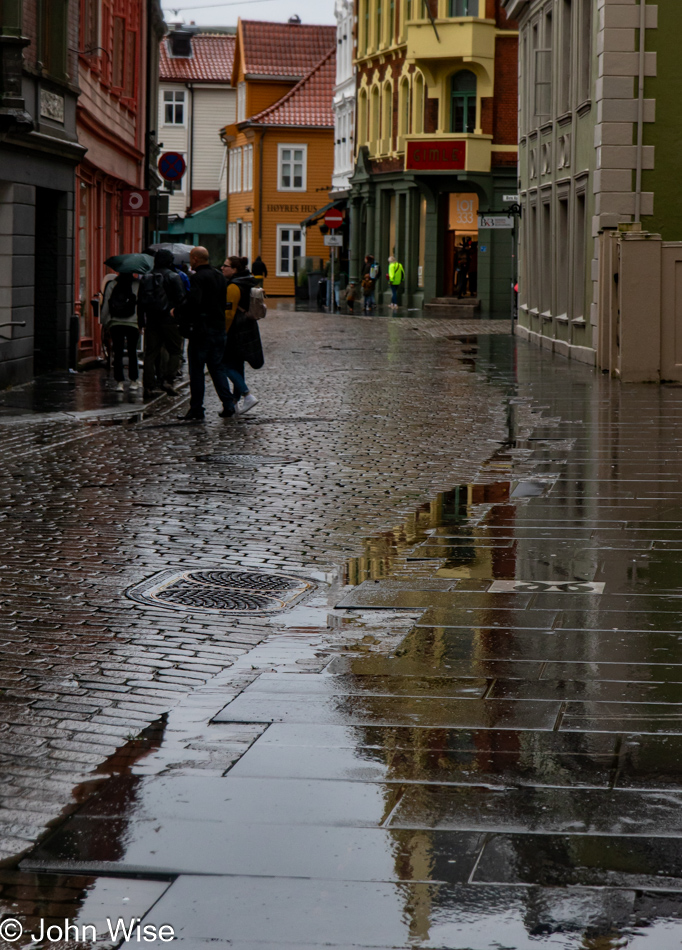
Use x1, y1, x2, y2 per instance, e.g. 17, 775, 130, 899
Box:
277, 143, 308, 192
235, 147, 242, 192
237, 82, 246, 122
227, 222, 238, 255
243, 221, 252, 264
243, 144, 253, 191
276, 224, 306, 277
162, 89, 185, 126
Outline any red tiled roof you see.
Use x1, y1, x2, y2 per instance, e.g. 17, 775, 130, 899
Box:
239, 20, 335, 79
160, 33, 235, 83
249, 49, 335, 127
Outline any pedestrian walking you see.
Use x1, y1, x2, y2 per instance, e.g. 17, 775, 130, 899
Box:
221, 255, 259, 414
387, 255, 405, 310
175, 246, 235, 421
455, 242, 469, 298
345, 281, 357, 313
251, 255, 268, 288
100, 272, 141, 391
361, 255, 377, 311
138, 250, 186, 399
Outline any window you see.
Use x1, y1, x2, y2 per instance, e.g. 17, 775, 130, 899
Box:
243, 145, 253, 191
277, 226, 305, 276
358, 89, 368, 147
573, 191, 586, 320
413, 72, 424, 132
398, 79, 409, 142
237, 82, 246, 122
559, 0, 572, 114
124, 30, 136, 98
228, 222, 238, 255
449, 0, 474, 14
578, 0, 592, 103
163, 90, 185, 125
41, 0, 69, 79
229, 147, 243, 193
557, 196, 569, 315
451, 70, 477, 133
112, 16, 125, 87
82, 0, 100, 52
278, 145, 307, 191
370, 86, 380, 149
243, 221, 252, 263
381, 83, 392, 151
375, 0, 382, 47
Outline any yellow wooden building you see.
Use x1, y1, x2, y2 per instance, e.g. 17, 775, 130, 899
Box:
222, 19, 336, 297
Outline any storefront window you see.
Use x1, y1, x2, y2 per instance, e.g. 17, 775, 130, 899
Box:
78, 180, 91, 340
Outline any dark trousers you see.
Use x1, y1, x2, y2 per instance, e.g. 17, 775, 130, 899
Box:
188, 327, 233, 414
144, 320, 182, 390
110, 325, 139, 382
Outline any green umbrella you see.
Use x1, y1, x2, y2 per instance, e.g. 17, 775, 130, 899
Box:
104, 253, 154, 274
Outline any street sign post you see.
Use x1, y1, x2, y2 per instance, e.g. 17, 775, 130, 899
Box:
122, 189, 149, 217
158, 152, 186, 182
324, 208, 343, 230
502, 194, 519, 203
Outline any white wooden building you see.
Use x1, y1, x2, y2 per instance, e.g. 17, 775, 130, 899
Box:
158, 27, 236, 220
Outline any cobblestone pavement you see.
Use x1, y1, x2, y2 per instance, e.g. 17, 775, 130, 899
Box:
0, 311, 518, 862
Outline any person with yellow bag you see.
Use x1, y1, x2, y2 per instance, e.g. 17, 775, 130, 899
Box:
387, 256, 405, 310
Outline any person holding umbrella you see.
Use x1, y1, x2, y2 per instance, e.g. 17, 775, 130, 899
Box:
101, 253, 154, 392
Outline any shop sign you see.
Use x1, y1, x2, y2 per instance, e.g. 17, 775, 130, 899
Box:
122, 190, 149, 216
406, 141, 466, 171
478, 214, 514, 229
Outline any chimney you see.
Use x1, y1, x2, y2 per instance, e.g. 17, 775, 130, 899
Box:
168, 29, 193, 57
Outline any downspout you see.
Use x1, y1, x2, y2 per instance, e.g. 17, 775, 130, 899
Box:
186, 81, 195, 214
634, 0, 646, 223
258, 129, 264, 256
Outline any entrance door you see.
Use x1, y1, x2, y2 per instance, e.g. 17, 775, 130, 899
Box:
446, 193, 478, 296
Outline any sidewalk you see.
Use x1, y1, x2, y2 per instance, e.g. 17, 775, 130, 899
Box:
3, 312, 682, 947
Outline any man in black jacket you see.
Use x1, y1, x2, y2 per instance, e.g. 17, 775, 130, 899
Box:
175, 246, 234, 421
139, 249, 186, 398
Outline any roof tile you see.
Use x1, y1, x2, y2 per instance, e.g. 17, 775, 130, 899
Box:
249, 49, 335, 128
160, 33, 235, 83
240, 20, 336, 78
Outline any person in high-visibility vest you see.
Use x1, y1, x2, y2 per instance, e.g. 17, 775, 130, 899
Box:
387, 256, 405, 310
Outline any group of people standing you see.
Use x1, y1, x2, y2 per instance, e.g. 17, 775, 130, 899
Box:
345, 254, 404, 313
100, 248, 262, 421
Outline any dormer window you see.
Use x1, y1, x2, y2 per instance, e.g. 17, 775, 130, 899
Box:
167, 30, 192, 58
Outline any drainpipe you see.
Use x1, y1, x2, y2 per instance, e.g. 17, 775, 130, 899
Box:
634, 0, 646, 223
186, 81, 194, 214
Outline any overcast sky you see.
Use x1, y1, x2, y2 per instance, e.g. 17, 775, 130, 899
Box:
161, 0, 336, 27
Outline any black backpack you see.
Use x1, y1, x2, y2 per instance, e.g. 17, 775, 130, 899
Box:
108, 279, 137, 320
139, 272, 170, 316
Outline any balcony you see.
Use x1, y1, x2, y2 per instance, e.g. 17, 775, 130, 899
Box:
406, 9, 496, 72
404, 133, 492, 174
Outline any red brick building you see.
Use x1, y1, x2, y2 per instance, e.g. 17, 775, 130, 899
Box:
75, 0, 165, 364
348, 0, 518, 312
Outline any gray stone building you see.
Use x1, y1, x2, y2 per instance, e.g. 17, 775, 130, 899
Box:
0, 2, 85, 387
504, 0, 660, 366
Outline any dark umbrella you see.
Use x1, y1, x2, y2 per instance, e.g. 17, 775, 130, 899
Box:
105, 253, 154, 274
148, 242, 193, 265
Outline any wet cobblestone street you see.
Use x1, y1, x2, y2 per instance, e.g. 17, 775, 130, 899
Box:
5, 310, 682, 947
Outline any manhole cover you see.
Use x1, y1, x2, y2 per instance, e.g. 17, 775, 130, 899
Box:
195, 454, 300, 465
127, 569, 315, 614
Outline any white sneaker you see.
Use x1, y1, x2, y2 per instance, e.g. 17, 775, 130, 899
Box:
236, 393, 258, 414
129, 380, 140, 391
115, 381, 125, 392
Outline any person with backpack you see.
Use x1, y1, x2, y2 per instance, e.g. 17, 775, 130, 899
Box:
101, 271, 141, 391
220, 255, 261, 415
175, 246, 235, 421
387, 255, 405, 310
138, 250, 187, 399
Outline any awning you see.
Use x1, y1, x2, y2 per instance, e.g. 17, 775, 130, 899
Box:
300, 198, 345, 229
167, 199, 227, 236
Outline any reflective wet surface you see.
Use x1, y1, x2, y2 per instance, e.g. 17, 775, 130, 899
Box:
9, 317, 682, 945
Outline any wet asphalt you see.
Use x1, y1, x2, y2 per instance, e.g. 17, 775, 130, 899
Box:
2, 310, 682, 946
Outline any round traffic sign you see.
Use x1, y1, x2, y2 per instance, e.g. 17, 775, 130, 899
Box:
158, 151, 186, 182
324, 208, 343, 230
